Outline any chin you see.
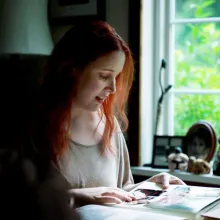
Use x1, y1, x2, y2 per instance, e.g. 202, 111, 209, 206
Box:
90, 106, 101, 112
86, 104, 101, 112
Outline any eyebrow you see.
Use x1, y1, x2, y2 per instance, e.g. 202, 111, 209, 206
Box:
100, 68, 115, 72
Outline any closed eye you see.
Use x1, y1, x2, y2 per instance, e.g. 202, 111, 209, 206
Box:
99, 74, 109, 81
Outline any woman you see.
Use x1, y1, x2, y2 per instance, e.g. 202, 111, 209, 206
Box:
33, 20, 185, 207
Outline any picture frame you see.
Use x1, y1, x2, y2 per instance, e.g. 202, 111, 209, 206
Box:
48, 0, 106, 25
151, 135, 185, 168
182, 120, 217, 162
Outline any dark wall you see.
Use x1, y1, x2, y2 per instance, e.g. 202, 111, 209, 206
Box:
127, 0, 141, 166
0, 55, 46, 148
0, 0, 141, 165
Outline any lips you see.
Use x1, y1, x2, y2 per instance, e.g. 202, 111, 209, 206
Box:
96, 96, 107, 103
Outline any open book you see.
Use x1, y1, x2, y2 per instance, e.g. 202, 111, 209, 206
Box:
108, 182, 220, 220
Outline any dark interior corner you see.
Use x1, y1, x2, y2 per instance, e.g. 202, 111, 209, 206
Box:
127, 0, 141, 166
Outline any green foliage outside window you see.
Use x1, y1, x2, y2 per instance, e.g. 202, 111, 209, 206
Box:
174, 0, 220, 137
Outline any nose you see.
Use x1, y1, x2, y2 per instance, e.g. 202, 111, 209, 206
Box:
109, 78, 116, 94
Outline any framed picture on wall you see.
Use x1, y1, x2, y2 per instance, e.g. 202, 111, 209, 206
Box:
49, 0, 106, 25
151, 135, 185, 168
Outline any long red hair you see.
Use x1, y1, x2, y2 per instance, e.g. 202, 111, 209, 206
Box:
36, 21, 134, 162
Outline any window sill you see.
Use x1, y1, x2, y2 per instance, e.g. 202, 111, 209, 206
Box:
131, 166, 220, 186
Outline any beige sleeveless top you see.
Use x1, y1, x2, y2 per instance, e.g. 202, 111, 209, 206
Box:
58, 132, 134, 189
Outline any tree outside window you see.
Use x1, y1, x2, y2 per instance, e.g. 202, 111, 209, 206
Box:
168, 0, 220, 139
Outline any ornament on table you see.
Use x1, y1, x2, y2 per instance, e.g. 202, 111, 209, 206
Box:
168, 146, 189, 172
187, 156, 211, 175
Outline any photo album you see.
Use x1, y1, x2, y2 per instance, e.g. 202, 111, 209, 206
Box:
107, 182, 220, 220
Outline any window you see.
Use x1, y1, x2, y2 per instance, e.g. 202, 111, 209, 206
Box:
164, 0, 220, 136
140, 0, 220, 165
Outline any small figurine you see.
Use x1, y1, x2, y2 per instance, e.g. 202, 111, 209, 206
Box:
187, 156, 211, 175
168, 147, 189, 172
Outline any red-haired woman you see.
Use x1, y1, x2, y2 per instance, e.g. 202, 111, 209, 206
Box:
34, 21, 185, 207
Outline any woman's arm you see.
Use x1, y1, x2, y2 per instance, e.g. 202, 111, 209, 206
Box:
123, 172, 187, 192
115, 126, 186, 192
68, 186, 136, 206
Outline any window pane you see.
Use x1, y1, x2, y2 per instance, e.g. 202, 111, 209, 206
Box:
175, 0, 220, 19
173, 94, 220, 135
174, 23, 220, 89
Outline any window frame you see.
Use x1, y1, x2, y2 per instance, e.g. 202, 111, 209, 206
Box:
140, 0, 220, 165
163, 0, 220, 136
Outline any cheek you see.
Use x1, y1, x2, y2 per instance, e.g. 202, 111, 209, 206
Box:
88, 81, 103, 92
76, 81, 102, 102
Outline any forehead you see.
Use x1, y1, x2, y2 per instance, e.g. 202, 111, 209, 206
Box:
86, 51, 126, 73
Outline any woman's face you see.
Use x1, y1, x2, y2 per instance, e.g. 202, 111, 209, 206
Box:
73, 51, 125, 112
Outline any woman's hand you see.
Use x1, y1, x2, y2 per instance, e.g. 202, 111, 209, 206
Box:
94, 188, 136, 204
68, 187, 136, 206
146, 172, 186, 189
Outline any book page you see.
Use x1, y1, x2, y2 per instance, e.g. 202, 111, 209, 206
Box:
121, 182, 220, 215
202, 209, 220, 219
128, 182, 177, 204
80, 204, 186, 220
201, 203, 220, 219
145, 185, 220, 214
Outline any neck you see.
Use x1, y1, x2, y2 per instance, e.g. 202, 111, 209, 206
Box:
70, 107, 102, 134
69, 109, 104, 145
71, 107, 95, 125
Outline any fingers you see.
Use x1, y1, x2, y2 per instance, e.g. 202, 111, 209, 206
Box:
169, 178, 186, 185
161, 174, 186, 189
94, 195, 123, 204
161, 174, 170, 189
147, 172, 168, 188
128, 193, 137, 201
148, 172, 186, 189
94, 187, 136, 205
104, 187, 136, 201
102, 191, 133, 202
